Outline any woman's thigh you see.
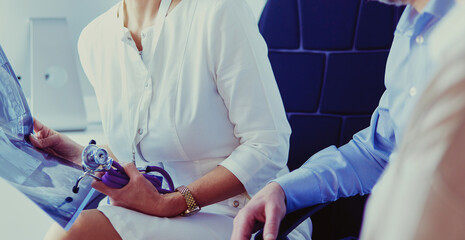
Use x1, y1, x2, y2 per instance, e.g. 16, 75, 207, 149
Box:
99, 205, 235, 239
44, 209, 121, 240
45, 204, 236, 240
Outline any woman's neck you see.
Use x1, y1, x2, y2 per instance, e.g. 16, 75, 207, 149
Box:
124, 0, 162, 31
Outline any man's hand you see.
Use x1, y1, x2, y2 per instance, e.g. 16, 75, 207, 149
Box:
231, 182, 287, 240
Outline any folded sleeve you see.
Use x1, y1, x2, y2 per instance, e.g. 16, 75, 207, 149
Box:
77, 15, 107, 89
208, 0, 291, 195
276, 92, 394, 213
77, 26, 94, 87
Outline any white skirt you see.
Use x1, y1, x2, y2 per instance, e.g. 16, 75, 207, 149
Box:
98, 158, 311, 239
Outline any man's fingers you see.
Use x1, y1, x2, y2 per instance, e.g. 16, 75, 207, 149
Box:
252, 221, 265, 233
262, 204, 284, 240
231, 209, 257, 240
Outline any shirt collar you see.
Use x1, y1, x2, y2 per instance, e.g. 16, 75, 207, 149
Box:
423, 0, 455, 18
396, 0, 455, 34
117, 2, 124, 27
115, 2, 132, 42
115, 3, 158, 44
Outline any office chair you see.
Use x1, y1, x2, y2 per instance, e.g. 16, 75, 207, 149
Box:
255, 0, 403, 239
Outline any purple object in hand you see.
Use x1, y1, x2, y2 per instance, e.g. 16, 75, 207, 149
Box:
76, 141, 175, 194
101, 161, 175, 193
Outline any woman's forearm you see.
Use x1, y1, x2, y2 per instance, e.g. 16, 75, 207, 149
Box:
188, 165, 246, 207
163, 165, 246, 216
92, 145, 245, 217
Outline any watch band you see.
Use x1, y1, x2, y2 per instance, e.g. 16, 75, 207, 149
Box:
176, 185, 201, 216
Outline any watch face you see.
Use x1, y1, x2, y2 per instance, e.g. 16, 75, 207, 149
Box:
184, 206, 201, 217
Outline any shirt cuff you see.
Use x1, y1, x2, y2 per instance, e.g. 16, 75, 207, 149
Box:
219, 147, 268, 195
274, 168, 322, 213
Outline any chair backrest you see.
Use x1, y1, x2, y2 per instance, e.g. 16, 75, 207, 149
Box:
259, 0, 403, 171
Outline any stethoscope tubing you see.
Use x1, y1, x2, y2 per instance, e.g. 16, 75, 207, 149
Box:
101, 161, 175, 193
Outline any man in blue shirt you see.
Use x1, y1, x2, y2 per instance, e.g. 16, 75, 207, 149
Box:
231, 0, 456, 239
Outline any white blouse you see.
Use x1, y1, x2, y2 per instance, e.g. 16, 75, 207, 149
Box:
77, 0, 291, 196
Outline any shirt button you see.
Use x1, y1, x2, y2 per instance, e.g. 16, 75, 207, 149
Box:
415, 35, 424, 44
145, 82, 149, 88
233, 200, 240, 208
409, 87, 417, 97
138, 128, 144, 135
141, 33, 146, 38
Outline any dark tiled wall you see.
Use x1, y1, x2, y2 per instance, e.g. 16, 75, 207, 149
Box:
259, 0, 404, 171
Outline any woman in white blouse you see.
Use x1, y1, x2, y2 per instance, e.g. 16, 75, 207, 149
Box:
31, 0, 310, 239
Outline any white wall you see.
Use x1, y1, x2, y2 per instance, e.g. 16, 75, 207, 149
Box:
0, 0, 266, 99
0, 0, 121, 98
0, 0, 267, 239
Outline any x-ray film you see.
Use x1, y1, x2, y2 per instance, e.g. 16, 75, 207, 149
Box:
0, 44, 94, 230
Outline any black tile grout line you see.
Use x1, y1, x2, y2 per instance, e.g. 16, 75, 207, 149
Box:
268, 49, 390, 54
351, 0, 365, 51
315, 51, 329, 114
297, 0, 304, 51
337, 115, 372, 146
287, 112, 372, 119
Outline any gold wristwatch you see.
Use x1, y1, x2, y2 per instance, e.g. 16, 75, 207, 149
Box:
176, 185, 201, 216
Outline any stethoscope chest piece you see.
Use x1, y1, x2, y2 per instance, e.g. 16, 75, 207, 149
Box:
73, 140, 113, 193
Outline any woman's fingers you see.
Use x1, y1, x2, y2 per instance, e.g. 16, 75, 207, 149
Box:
33, 118, 46, 133
122, 162, 140, 179
91, 179, 117, 198
29, 134, 41, 148
33, 118, 56, 138
30, 133, 61, 149
91, 163, 142, 200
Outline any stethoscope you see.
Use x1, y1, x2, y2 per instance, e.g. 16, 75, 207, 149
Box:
73, 140, 174, 194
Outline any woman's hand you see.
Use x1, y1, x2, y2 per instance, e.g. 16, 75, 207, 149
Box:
91, 163, 187, 217
29, 118, 84, 165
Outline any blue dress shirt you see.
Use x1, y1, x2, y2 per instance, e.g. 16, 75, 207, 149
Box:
275, 0, 455, 213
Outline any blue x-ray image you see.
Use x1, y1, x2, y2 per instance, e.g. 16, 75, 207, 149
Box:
0, 45, 94, 230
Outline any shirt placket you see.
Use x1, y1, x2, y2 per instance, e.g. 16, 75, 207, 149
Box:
122, 31, 152, 162
121, 0, 171, 163
409, 14, 435, 99
134, 74, 153, 163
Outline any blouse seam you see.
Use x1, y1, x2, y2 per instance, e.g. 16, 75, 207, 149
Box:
171, 0, 199, 161
228, 2, 280, 132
